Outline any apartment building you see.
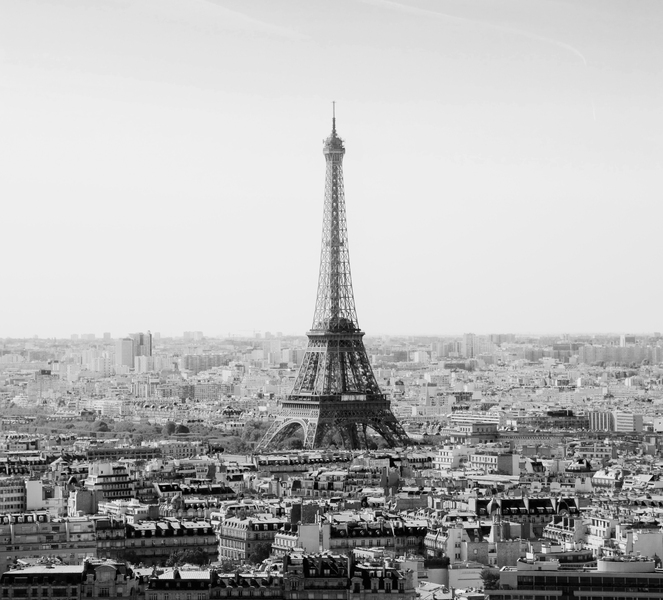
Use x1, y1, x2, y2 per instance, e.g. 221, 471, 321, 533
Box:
0, 512, 97, 574
0, 477, 26, 514
0, 559, 139, 600
217, 516, 287, 561
84, 463, 136, 500
125, 518, 217, 565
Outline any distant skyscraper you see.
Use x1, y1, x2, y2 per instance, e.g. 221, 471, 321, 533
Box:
131, 331, 152, 357
462, 333, 476, 358
619, 334, 636, 347
103, 332, 111, 341
115, 338, 134, 368
183, 331, 203, 341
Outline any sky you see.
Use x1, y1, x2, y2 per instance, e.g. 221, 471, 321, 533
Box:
1, 0, 662, 339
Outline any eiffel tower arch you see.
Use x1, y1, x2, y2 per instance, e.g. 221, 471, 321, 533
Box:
256, 108, 410, 452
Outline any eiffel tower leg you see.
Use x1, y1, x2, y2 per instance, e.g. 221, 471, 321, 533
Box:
312, 421, 330, 449
257, 415, 317, 452
382, 415, 410, 445
304, 418, 320, 449
370, 423, 397, 448
335, 424, 351, 449
361, 423, 369, 449
255, 419, 283, 452
345, 423, 361, 450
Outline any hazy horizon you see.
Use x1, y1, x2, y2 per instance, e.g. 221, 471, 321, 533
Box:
2, 1, 662, 338
3, 329, 660, 341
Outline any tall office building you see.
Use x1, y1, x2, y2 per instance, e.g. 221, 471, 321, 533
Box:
462, 333, 476, 358
115, 338, 134, 368
130, 331, 152, 357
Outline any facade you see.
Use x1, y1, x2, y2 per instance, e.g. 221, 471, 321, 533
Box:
94, 515, 127, 560
468, 497, 579, 539
217, 516, 287, 561
131, 331, 153, 358
0, 477, 27, 514
468, 451, 519, 475
0, 560, 139, 600
0, 512, 97, 574
272, 523, 325, 556
488, 557, 663, 600
116, 338, 135, 369
327, 521, 426, 555
441, 423, 499, 445
125, 519, 217, 565
86, 446, 162, 462
433, 446, 471, 471
145, 552, 415, 600
85, 463, 136, 500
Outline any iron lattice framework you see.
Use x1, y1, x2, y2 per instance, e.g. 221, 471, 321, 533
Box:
256, 115, 410, 451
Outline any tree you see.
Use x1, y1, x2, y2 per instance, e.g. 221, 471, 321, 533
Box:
248, 542, 272, 565
285, 438, 303, 450
166, 548, 209, 567
164, 422, 177, 436
95, 421, 110, 432
217, 559, 238, 573
175, 424, 190, 434
118, 549, 139, 564
481, 568, 500, 590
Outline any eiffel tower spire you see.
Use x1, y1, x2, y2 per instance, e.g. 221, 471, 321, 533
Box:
256, 111, 409, 451
312, 104, 358, 333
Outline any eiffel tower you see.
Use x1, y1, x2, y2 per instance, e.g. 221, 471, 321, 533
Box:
256, 109, 410, 451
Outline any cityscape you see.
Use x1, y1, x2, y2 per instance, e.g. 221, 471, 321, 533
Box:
2, 1, 662, 600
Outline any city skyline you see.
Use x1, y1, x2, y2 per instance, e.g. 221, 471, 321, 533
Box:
2, 1, 662, 338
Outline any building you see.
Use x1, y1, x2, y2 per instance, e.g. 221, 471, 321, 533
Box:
0, 559, 139, 600
144, 552, 416, 600
468, 451, 520, 476
462, 334, 476, 359
327, 520, 427, 555
217, 516, 287, 561
125, 518, 217, 565
588, 411, 614, 432
612, 410, 643, 433
488, 556, 663, 600
433, 446, 471, 471
115, 338, 134, 369
131, 331, 153, 358
84, 462, 136, 500
93, 515, 127, 560
0, 477, 27, 514
272, 522, 325, 556
0, 512, 97, 573
86, 446, 162, 462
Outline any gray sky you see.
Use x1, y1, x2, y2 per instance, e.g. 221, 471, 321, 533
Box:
1, 0, 662, 338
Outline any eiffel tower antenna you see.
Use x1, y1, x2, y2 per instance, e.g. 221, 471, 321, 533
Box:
332, 101, 336, 134
256, 110, 410, 451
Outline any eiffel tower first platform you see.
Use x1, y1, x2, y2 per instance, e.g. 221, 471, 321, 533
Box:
256, 111, 410, 451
